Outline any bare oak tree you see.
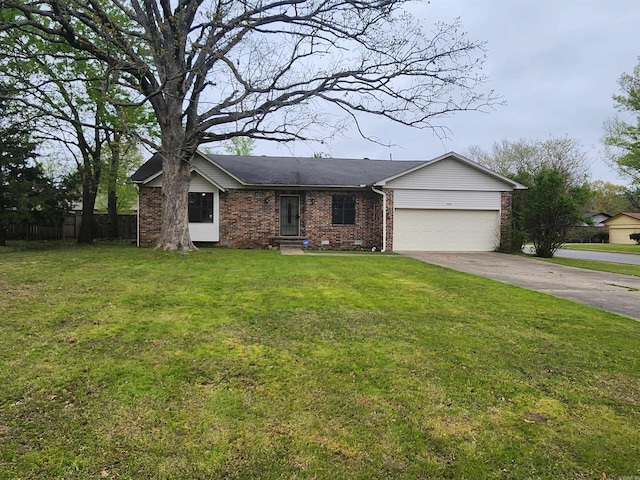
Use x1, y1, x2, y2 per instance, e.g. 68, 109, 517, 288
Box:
2, 0, 497, 250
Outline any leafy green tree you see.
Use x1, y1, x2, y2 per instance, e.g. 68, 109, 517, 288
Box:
467, 137, 592, 253
522, 167, 593, 258
1, 7, 155, 243
99, 145, 143, 214
0, 158, 70, 245
224, 138, 255, 156
603, 58, 640, 210
0, 127, 34, 245
587, 180, 634, 215
0, 96, 70, 245
603, 58, 640, 182
96, 143, 144, 237
2, 1, 497, 251
624, 186, 640, 210
100, 129, 151, 238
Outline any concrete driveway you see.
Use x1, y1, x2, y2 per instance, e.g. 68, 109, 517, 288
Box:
523, 246, 640, 265
401, 252, 640, 321
554, 248, 640, 265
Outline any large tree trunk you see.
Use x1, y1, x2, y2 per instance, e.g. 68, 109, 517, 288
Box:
155, 147, 196, 251
145, 71, 199, 251
76, 131, 102, 244
107, 189, 118, 239
77, 180, 98, 244
106, 146, 120, 239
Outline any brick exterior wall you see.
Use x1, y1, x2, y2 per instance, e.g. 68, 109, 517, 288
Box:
302, 190, 383, 250
138, 186, 162, 247
135, 186, 389, 250
219, 189, 277, 248
382, 189, 394, 251
501, 191, 513, 223
218, 189, 386, 250
499, 191, 514, 251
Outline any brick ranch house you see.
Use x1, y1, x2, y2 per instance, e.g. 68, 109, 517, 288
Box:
131, 151, 526, 251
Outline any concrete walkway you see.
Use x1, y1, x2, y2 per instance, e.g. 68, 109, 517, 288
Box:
279, 246, 305, 255
401, 252, 640, 321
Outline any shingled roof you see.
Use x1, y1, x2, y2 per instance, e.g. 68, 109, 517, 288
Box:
604, 212, 640, 222
131, 152, 426, 187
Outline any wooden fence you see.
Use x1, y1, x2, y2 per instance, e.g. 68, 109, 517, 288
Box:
5, 222, 65, 241
6, 214, 137, 241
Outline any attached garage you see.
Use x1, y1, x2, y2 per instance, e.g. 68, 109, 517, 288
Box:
393, 208, 499, 251
604, 213, 640, 245
382, 155, 525, 252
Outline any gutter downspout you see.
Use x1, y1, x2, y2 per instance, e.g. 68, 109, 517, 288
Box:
371, 186, 387, 252
135, 184, 140, 247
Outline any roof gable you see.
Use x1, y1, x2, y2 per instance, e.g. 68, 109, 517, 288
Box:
130, 152, 243, 188
380, 152, 527, 190
130, 153, 162, 183
189, 166, 228, 192
604, 212, 640, 224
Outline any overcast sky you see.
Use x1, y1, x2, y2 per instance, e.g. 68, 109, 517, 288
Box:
255, 0, 640, 184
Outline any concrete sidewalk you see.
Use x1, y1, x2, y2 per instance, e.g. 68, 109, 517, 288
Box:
401, 252, 640, 321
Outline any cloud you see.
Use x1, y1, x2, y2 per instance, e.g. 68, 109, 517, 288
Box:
256, 0, 640, 183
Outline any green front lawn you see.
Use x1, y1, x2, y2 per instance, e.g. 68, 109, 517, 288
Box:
563, 243, 640, 254
1, 245, 639, 479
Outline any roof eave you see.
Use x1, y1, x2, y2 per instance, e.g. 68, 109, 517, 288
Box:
235, 183, 370, 188
604, 212, 640, 223
198, 151, 249, 186
376, 161, 432, 184
132, 169, 163, 185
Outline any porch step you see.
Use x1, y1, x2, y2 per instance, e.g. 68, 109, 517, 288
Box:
272, 236, 308, 248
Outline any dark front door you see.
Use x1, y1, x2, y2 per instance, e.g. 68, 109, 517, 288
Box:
279, 195, 300, 236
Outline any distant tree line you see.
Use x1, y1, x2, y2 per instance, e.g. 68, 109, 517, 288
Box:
466, 54, 640, 259
467, 137, 593, 258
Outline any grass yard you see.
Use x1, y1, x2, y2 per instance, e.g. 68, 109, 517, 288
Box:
534, 256, 640, 277
563, 243, 640, 254
1, 245, 639, 479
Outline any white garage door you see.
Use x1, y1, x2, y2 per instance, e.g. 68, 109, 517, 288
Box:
394, 209, 500, 251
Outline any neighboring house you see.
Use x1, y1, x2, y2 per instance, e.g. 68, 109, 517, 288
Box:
603, 213, 640, 245
568, 212, 611, 243
581, 212, 611, 227
130, 151, 526, 252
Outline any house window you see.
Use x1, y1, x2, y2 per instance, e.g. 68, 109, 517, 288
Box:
332, 194, 355, 225
188, 192, 213, 223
